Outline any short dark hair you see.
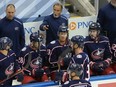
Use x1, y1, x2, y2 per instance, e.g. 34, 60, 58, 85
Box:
53, 2, 63, 10
6, 4, 15, 9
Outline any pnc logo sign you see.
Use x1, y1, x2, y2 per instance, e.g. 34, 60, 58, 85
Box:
69, 21, 93, 30
69, 22, 76, 30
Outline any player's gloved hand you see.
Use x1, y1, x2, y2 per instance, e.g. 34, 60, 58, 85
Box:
91, 62, 104, 73
43, 66, 50, 77
64, 56, 71, 64
101, 61, 109, 69
16, 72, 24, 82
33, 69, 44, 78
59, 54, 71, 67
59, 58, 64, 66
55, 70, 63, 81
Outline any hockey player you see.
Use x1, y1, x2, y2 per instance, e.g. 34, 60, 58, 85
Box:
18, 32, 48, 84
47, 24, 70, 82
62, 63, 91, 87
69, 35, 90, 81
111, 38, 116, 72
0, 37, 23, 86
84, 22, 115, 76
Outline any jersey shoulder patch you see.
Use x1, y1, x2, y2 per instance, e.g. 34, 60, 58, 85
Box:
64, 81, 69, 84
50, 40, 56, 44
76, 54, 82, 58
21, 47, 27, 51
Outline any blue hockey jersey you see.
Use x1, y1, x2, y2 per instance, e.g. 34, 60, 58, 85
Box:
70, 52, 90, 81
0, 50, 21, 85
84, 35, 112, 62
47, 40, 70, 71
62, 79, 92, 87
18, 44, 47, 75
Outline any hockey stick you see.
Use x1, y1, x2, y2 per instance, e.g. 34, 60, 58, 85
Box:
0, 52, 32, 84
57, 46, 72, 71
57, 46, 72, 87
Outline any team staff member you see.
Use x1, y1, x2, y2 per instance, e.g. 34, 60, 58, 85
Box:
40, 2, 68, 45
0, 4, 25, 56
97, 0, 116, 45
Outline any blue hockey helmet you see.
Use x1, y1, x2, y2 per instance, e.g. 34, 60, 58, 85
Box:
89, 22, 101, 31
0, 37, 13, 50
71, 35, 84, 48
58, 23, 68, 33
30, 32, 42, 42
69, 63, 83, 76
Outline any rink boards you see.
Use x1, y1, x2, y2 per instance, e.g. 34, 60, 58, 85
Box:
13, 74, 116, 87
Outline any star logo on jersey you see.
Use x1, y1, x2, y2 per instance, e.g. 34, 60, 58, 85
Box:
91, 48, 105, 60
30, 57, 42, 69
5, 63, 14, 76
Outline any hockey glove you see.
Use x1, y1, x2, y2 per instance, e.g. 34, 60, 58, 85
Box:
43, 66, 50, 77
63, 56, 71, 67
91, 62, 104, 73
55, 70, 63, 81
17, 72, 24, 82
101, 61, 109, 69
33, 69, 44, 78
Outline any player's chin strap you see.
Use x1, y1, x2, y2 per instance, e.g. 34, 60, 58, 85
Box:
0, 52, 32, 85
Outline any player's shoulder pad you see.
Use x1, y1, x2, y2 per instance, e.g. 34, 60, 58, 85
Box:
14, 17, 23, 25
102, 36, 109, 40
10, 50, 16, 56
21, 47, 27, 51
84, 36, 93, 44
100, 35, 109, 42
81, 52, 88, 57
84, 36, 90, 41
41, 44, 46, 49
